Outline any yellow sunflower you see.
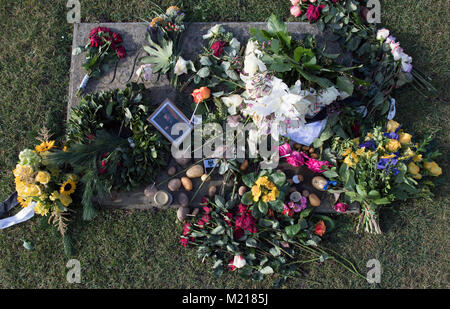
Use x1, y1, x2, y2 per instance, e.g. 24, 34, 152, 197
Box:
35, 140, 55, 153
60, 179, 76, 195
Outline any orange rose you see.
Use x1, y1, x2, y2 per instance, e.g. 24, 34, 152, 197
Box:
192, 87, 211, 104
314, 220, 326, 236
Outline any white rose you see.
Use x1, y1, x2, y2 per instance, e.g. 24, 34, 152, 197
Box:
232, 254, 247, 269
174, 56, 189, 76
376, 28, 390, 41
229, 38, 241, 52
221, 94, 243, 115
136, 64, 153, 81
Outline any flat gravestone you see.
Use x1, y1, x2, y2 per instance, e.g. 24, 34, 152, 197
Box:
68, 22, 358, 214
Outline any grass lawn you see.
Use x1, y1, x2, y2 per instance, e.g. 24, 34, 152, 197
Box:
0, 0, 448, 288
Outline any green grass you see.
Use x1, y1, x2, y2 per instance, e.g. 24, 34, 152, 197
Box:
0, 0, 448, 288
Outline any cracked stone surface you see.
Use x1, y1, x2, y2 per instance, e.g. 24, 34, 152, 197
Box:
68, 22, 358, 214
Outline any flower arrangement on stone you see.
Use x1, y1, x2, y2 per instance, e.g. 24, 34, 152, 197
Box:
73, 27, 126, 94
13, 128, 78, 236
141, 5, 195, 87
324, 120, 442, 234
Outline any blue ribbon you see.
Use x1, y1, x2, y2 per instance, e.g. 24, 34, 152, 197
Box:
323, 180, 337, 191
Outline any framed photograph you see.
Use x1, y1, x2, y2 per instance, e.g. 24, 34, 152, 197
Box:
148, 99, 193, 146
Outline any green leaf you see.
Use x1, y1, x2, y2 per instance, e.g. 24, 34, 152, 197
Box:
285, 224, 301, 237
241, 191, 254, 205
246, 238, 258, 248
200, 56, 212, 66
258, 201, 268, 215
269, 246, 281, 257
271, 171, 286, 187
267, 14, 288, 35
242, 172, 257, 188
269, 200, 284, 212
260, 266, 274, 275
336, 76, 354, 96
211, 225, 225, 235
197, 67, 210, 78
323, 170, 339, 179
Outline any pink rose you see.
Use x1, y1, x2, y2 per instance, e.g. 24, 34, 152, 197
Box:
306, 4, 325, 21
290, 0, 300, 5
334, 202, 349, 213
290, 5, 302, 17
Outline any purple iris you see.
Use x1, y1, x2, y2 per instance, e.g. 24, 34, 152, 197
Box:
376, 156, 400, 175
359, 140, 376, 151
383, 132, 399, 140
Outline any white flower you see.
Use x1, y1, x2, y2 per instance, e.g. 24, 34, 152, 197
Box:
390, 43, 404, 61
221, 94, 243, 115
174, 56, 189, 76
245, 40, 258, 56
376, 28, 390, 41
136, 64, 153, 81
202, 24, 224, 39
243, 53, 266, 76
317, 86, 340, 106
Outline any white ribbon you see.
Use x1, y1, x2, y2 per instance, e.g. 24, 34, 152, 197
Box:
79, 74, 90, 90
387, 98, 396, 120
0, 202, 36, 230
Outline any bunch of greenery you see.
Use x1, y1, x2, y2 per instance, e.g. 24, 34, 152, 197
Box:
249, 15, 363, 92
55, 83, 170, 219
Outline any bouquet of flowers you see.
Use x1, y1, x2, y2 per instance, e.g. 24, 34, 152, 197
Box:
324, 120, 442, 233
13, 128, 78, 235
73, 27, 127, 94
180, 187, 360, 284
141, 5, 194, 87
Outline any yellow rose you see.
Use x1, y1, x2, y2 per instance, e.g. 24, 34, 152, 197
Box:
408, 162, 420, 175
413, 154, 422, 162
13, 164, 34, 179
24, 184, 41, 197
403, 147, 415, 158
413, 173, 422, 180
398, 132, 412, 145
386, 120, 400, 133
385, 139, 401, 152
424, 161, 442, 177
35, 171, 51, 185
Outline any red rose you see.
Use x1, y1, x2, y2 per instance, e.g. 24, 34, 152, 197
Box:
180, 237, 189, 247
306, 4, 325, 22
211, 41, 225, 57
116, 46, 126, 58
112, 32, 123, 44
314, 220, 326, 237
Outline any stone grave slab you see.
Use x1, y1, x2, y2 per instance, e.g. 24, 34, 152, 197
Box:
68, 22, 358, 214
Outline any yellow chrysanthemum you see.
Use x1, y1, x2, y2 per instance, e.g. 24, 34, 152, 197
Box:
251, 185, 262, 202
34, 202, 49, 216
35, 140, 55, 153
60, 179, 76, 195
166, 5, 180, 14
35, 171, 51, 185
17, 196, 32, 208
150, 16, 164, 27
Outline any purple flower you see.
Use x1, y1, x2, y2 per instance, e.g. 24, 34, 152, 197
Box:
376, 156, 399, 174
383, 132, 399, 140
359, 140, 376, 151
